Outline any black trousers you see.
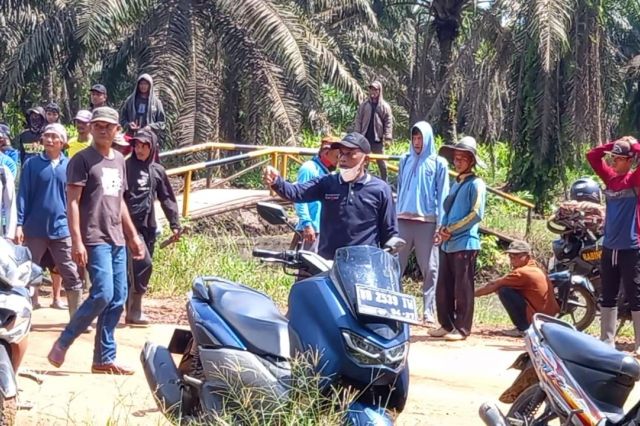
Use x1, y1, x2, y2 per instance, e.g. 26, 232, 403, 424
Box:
498, 287, 530, 331
370, 141, 387, 182
128, 227, 156, 295
435, 250, 478, 336
600, 247, 640, 311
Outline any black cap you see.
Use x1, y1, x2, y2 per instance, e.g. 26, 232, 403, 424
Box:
330, 132, 371, 154
90, 84, 107, 95
132, 128, 157, 145
45, 102, 60, 113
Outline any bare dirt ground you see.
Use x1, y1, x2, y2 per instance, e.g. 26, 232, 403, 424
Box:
13, 296, 612, 425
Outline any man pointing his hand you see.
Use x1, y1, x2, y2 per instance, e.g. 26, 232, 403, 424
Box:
264, 132, 398, 260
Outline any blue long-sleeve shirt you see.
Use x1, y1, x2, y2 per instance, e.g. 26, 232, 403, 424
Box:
441, 173, 486, 253
17, 153, 70, 239
295, 156, 329, 232
272, 172, 398, 260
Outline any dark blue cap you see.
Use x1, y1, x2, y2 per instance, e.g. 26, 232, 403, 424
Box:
330, 132, 371, 154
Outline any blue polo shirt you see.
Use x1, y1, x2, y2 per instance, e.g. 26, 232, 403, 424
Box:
272, 173, 398, 260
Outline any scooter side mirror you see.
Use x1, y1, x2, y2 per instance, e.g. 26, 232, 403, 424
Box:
257, 202, 289, 226
384, 237, 406, 255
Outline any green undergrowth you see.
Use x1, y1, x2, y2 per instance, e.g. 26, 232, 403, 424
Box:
150, 229, 522, 329
150, 233, 294, 306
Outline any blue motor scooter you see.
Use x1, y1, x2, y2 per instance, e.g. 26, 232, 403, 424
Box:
141, 202, 417, 424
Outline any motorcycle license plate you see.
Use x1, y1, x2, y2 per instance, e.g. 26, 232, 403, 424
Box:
581, 249, 602, 262
355, 285, 420, 324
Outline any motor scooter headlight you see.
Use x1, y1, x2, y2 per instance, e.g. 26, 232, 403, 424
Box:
341, 331, 408, 368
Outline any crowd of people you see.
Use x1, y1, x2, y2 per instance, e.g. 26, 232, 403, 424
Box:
265, 80, 498, 341
1, 73, 639, 381
0, 75, 180, 374
270, 80, 640, 347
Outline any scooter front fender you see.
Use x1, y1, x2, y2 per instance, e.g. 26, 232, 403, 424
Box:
345, 401, 393, 426
0, 345, 17, 399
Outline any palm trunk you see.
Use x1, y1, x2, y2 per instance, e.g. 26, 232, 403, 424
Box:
436, 30, 456, 143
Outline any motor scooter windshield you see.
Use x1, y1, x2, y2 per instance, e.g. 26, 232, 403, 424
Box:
0, 239, 36, 288
330, 246, 401, 307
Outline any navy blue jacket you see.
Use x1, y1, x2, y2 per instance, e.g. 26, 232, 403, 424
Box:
17, 153, 70, 239
272, 173, 398, 259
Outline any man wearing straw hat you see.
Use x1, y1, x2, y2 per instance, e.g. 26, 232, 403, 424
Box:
429, 136, 486, 341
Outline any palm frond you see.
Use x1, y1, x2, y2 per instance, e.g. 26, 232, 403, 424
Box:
527, 0, 573, 72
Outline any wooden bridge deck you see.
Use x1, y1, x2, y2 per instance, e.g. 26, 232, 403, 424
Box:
155, 187, 517, 245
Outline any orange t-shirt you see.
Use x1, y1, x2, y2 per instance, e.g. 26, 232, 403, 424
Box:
483, 260, 560, 321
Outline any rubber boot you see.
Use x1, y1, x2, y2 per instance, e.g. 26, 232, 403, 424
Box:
126, 293, 149, 327
600, 307, 618, 347
66, 289, 83, 320
66, 289, 92, 333
632, 311, 640, 356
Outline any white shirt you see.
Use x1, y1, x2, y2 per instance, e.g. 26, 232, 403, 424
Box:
0, 166, 17, 239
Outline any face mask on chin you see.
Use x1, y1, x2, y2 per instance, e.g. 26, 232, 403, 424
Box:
339, 157, 365, 182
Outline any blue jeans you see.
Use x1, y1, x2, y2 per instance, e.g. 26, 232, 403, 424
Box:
498, 287, 530, 331
59, 244, 127, 365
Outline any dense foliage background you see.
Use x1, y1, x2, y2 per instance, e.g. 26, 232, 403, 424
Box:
1, 0, 639, 207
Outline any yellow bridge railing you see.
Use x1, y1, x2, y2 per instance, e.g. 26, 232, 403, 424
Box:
161, 142, 535, 235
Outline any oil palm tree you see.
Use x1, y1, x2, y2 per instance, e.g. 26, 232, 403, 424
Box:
0, 0, 379, 146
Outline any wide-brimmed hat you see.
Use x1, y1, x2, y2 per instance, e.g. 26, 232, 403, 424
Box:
439, 136, 486, 169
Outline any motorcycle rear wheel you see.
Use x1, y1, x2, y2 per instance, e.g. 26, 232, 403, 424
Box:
558, 285, 596, 331
507, 385, 556, 425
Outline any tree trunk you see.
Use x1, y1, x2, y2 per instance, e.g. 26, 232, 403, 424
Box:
432, 0, 467, 143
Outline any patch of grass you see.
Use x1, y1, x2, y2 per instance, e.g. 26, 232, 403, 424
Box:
197, 352, 354, 426
151, 230, 519, 329
150, 233, 294, 306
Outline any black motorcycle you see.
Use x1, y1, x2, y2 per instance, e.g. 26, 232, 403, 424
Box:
547, 226, 600, 331
549, 223, 633, 330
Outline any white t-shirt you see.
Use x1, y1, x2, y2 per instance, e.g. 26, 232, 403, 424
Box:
0, 165, 17, 239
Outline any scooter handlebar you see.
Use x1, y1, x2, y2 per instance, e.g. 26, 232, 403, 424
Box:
252, 249, 285, 260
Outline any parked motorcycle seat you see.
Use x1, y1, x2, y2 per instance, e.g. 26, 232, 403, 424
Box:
541, 322, 640, 380
207, 279, 290, 359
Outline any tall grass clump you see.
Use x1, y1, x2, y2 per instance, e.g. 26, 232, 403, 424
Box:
149, 233, 294, 305
178, 352, 353, 426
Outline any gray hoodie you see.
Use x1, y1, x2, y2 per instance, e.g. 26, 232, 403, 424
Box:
120, 74, 166, 133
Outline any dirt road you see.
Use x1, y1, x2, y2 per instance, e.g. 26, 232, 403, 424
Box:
16, 299, 527, 425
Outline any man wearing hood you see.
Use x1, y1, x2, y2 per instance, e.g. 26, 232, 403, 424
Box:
124, 128, 181, 325
396, 122, 449, 326
354, 81, 393, 181
14, 106, 47, 166
120, 74, 166, 136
